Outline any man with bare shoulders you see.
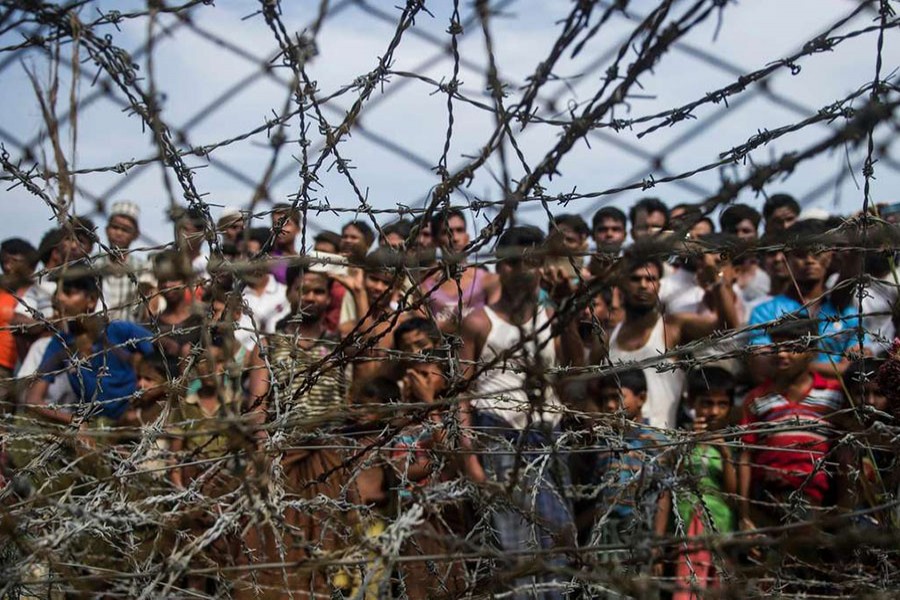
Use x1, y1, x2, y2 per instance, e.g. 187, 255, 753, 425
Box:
595, 243, 740, 429
458, 225, 582, 600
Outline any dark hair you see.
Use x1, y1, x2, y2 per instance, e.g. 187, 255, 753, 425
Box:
38, 228, 65, 264
687, 367, 735, 402
271, 203, 301, 226
65, 216, 97, 245
284, 265, 328, 291
246, 227, 272, 248
53, 260, 101, 295
359, 376, 401, 403
382, 219, 413, 241
720, 204, 761, 233
598, 369, 647, 396
496, 226, 545, 262
842, 357, 885, 398
629, 197, 670, 229
762, 193, 800, 220
620, 242, 665, 281
695, 216, 715, 233
140, 348, 180, 380
429, 208, 467, 241
343, 220, 375, 247
768, 317, 819, 343
1, 238, 38, 267
394, 317, 441, 349
672, 203, 703, 221
313, 230, 342, 251
592, 206, 627, 232
550, 214, 589, 237
364, 246, 405, 275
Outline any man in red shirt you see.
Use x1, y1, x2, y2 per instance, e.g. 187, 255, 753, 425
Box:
738, 318, 844, 532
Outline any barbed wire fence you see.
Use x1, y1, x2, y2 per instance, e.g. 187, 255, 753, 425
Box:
0, 0, 899, 598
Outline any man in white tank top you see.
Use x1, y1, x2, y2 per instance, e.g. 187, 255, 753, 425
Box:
459, 226, 583, 600
595, 246, 740, 429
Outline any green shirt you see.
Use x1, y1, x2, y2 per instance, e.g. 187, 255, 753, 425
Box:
675, 444, 734, 534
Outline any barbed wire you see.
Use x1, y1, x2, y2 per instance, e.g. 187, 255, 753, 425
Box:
0, 0, 899, 598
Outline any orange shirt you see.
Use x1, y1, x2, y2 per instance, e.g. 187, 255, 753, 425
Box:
0, 291, 18, 370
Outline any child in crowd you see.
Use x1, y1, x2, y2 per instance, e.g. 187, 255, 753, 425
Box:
577, 369, 672, 577
836, 357, 898, 528
673, 367, 737, 600
739, 319, 844, 532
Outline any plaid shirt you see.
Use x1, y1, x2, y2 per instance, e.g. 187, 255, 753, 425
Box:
97, 253, 153, 322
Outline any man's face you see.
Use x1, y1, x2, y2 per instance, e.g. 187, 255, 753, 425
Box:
158, 278, 186, 306
296, 273, 330, 318
766, 206, 798, 233
272, 211, 298, 247
61, 234, 92, 261
622, 263, 661, 311
733, 219, 758, 241
693, 390, 732, 430
55, 283, 97, 318
415, 223, 434, 251
593, 217, 626, 248
340, 225, 368, 258
762, 248, 789, 281
1, 251, 33, 283
786, 248, 831, 286
221, 217, 244, 243
106, 215, 139, 250
689, 220, 712, 239
631, 210, 666, 241
557, 225, 588, 253
406, 362, 446, 397
599, 384, 645, 420
365, 272, 394, 307
497, 255, 542, 298
397, 328, 435, 354
437, 215, 469, 253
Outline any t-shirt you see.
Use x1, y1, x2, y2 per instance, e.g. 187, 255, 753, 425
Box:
675, 444, 734, 534
748, 294, 862, 364
588, 424, 670, 520
740, 373, 843, 503
266, 325, 347, 424
168, 386, 240, 458
38, 321, 155, 420
0, 291, 17, 370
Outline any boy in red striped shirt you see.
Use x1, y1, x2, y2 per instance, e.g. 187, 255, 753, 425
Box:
738, 319, 845, 533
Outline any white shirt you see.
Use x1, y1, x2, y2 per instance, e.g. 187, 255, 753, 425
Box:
14, 281, 54, 320
239, 276, 290, 349
608, 316, 684, 429
17, 336, 76, 410
471, 306, 564, 429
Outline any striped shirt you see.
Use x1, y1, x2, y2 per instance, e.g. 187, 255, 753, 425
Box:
740, 373, 843, 503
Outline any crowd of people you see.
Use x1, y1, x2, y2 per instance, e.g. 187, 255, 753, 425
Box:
1, 193, 899, 598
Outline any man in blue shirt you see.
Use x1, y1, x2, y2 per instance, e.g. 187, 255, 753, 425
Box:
748, 220, 861, 378
24, 263, 157, 424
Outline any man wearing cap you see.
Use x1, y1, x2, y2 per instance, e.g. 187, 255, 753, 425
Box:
98, 201, 153, 322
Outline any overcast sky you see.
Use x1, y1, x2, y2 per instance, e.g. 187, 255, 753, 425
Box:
0, 0, 897, 251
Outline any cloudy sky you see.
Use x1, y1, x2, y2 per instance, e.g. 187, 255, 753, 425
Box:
0, 0, 896, 250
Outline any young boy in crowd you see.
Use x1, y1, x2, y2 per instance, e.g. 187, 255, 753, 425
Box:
835, 357, 898, 528
576, 369, 672, 578
739, 319, 844, 532
673, 367, 738, 600
24, 263, 159, 426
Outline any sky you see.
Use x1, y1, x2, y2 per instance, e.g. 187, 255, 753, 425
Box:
0, 0, 897, 251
